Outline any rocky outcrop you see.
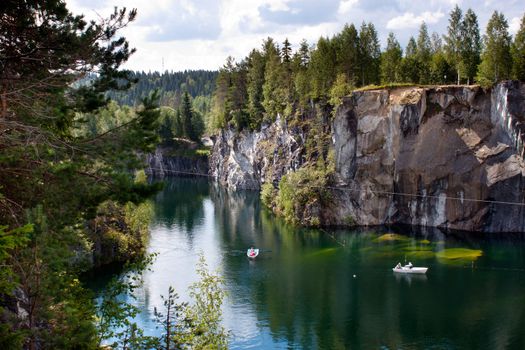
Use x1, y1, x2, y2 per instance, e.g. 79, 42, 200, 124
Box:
331, 82, 525, 232
210, 82, 525, 232
146, 146, 208, 178
209, 115, 305, 190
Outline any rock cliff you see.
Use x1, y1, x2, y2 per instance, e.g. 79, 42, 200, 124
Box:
210, 81, 525, 232
146, 146, 209, 178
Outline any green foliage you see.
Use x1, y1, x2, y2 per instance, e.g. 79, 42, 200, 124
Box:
153, 254, 229, 349
86, 200, 154, 267
309, 36, 337, 99
512, 14, 525, 81
97, 255, 159, 349
186, 255, 229, 349
444, 5, 464, 84
261, 182, 278, 209
211, 8, 511, 134
274, 166, 331, 226
0, 2, 164, 348
461, 9, 482, 84
358, 22, 381, 86
329, 73, 354, 107
262, 38, 287, 121
159, 107, 177, 145
380, 33, 403, 84
333, 24, 360, 85
477, 11, 513, 87
416, 23, 432, 84
430, 52, 455, 84
353, 83, 418, 91
154, 286, 191, 350
164, 139, 211, 159
246, 49, 266, 130
400, 37, 420, 83
107, 70, 217, 107
0, 225, 31, 294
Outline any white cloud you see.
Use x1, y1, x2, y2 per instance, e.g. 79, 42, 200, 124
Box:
338, 0, 359, 15
64, 0, 525, 71
386, 11, 445, 30
509, 16, 521, 35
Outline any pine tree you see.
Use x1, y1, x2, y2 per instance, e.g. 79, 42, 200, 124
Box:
461, 9, 482, 84
296, 39, 311, 68
246, 49, 266, 130
444, 5, 464, 84
281, 38, 292, 63
309, 36, 337, 98
210, 58, 233, 128
159, 111, 175, 145
400, 37, 420, 83
180, 91, 195, 140
380, 32, 403, 84
0, 2, 163, 347
174, 109, 183, 137
333, 24, 360, 85
292, 40, 311, 110
416, 22, 432, 84
229, 61, 249, 130
477, 11, 513, 86
512, 13, 525, 81
262, 37, 285, 120
280, 38, 294, 116
430, 32, 443, 54
358, 22, 381, 86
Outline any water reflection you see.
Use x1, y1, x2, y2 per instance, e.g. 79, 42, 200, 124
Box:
94, 177, 525, 349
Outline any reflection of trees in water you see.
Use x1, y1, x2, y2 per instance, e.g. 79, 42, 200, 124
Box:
154, 177, 209, 233
213, 194, 525, 350
210, 184, 263, 245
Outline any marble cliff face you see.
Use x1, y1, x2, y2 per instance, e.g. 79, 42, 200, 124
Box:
210, 82, 525, 232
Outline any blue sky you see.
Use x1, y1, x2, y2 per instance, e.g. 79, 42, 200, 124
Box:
67, 0, 524, 72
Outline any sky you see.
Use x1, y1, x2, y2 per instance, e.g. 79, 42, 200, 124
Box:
66, 0, 524, 72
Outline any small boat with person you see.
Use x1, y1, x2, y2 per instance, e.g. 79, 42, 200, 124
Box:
393, 262, 428, 274
247, 247, 259, 259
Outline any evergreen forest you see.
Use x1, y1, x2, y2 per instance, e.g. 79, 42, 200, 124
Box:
209, 6, 525, 132
0, 2, 225, 348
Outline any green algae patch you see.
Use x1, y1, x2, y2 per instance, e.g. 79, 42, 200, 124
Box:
419, 239, 431, 244
306, 247, 339, 259
405, 251, 435, 259
402, 245, 433, 252
374, 233, 409, 242
436, 248, 483, 260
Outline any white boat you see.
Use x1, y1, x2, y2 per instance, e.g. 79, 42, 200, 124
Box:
392, 263, 428, 274
247, 248, 259, 259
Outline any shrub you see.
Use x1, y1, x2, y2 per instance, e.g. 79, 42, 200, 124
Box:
274, 166, 331, 226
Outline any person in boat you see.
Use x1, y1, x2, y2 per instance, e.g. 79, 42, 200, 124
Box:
395, 262, 402, 269
249, 247, 256, 256
407, 262, 413, 269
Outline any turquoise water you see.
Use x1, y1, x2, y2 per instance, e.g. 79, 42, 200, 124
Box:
96, 177, 525, 349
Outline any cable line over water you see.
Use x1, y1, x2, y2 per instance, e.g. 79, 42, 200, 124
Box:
146, 168, 525, 207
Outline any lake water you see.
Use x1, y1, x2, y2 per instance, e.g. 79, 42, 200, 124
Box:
95, 177, 525, 349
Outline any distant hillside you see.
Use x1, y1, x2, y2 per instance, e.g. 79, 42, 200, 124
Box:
108, 70, 218, 107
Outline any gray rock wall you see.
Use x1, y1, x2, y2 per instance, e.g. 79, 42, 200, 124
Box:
145, 147, 209, 178
209, 115, 304, 190
210, 82, 525, 232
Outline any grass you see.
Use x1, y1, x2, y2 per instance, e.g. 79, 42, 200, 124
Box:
353, 83, 419, 92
